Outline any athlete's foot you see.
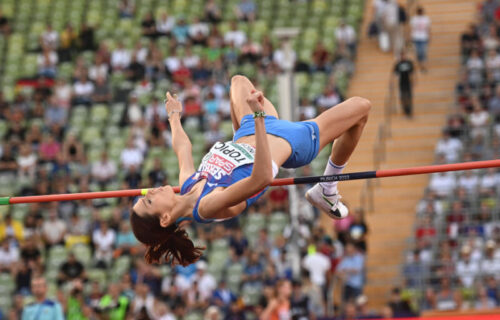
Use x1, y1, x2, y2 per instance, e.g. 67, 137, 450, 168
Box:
305, 183, 349, 219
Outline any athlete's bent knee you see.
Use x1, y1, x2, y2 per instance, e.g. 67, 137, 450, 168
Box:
349, 96, 372, 116
231, 74, 251, 85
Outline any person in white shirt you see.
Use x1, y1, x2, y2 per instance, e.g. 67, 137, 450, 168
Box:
111, 41, 131, 71
194, 261, 217, 301
481, 240, 500, 280
164, 48, 181, 74
335, 20, 357, 58
302, 244, 331, 289
456, 245, 480, 288
37, 45, 58, 78
273, 41, 296, 72
41, 208, 67, 247
429, 172, 456, 198
486, 49, 500, 82
224, 21, 247, 48
467, 50, 484, 87
40, 24, 58, 49
127, 93, 143, 124
188, 18, 210, 45
72, 74, 95, 105
92, 220, 116, 266
410, 6, 431, 72
91, 151, 117, 187
88, 55, 109, 81
0, 239, 19, 272
435, 130, 463, 163
156, 12, 176, 36
183, 45, 200, 70
458, 170, 479, 195
480, 168, 499, 193
120, 139, 144, 170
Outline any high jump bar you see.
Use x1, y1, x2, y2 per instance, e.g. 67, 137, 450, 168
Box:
1, 159, 500, 205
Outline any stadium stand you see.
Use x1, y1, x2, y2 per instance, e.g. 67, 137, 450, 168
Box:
0, 0, 371, 319
398, 0, 500, 316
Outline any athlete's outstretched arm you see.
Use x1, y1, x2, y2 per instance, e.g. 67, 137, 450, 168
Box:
199, 91, 273, 218
165, 92, 195, 185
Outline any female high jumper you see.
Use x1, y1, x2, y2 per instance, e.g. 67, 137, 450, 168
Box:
131, 75, 371, 266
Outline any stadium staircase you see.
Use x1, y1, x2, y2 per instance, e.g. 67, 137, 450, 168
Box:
334, 0, 483, 309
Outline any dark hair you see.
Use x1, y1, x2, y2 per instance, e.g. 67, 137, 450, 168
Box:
130, 210, 204, 266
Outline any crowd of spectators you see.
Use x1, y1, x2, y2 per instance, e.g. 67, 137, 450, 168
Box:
396, 0, 500, 316
0, 0, 374, 319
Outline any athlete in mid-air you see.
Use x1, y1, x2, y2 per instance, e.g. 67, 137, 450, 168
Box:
130, 75, 371, 265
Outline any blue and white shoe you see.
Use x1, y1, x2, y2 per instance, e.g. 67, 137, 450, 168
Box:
305, 183, 349, 219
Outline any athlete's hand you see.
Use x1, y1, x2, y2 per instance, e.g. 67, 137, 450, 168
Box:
246, 90, 265, 112
165, 91, 182, 117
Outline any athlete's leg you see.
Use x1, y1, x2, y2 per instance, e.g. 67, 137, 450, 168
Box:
230, 75, 279, 126
306, 96, 371, 219
312, 96, 371, 165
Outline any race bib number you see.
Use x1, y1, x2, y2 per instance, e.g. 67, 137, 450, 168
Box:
197, 141, 255, 180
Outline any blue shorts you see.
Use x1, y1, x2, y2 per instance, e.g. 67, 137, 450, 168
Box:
233, 115, 320, 168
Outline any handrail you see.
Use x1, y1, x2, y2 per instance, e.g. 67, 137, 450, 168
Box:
360, 75, 396, 212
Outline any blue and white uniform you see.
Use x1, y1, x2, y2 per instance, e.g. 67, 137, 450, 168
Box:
180, 141, 268, 224
179, 116, 320, 224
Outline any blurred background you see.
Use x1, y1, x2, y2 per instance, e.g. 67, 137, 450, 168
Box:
0, 0, 499, 319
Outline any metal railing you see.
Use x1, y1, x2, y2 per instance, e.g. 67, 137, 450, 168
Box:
360, 77, 396, 212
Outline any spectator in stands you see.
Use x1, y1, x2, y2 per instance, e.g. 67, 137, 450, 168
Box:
302, 241, 331, 302
0, 9, 10, 35
0, 213, 24, 245
37, 45, 58, 78
92, 220, 116, 268
205, 0, 222, 23
488, 85, 500, 120
22, 276, 65, 319
118, 0, 135, 19
486, 49, 500, 82
58, 23, 77, 63
95, 282, 130, 318
120, 138, 144, 171
467, 50, 485, 88
141, 12, 157, 38
403, 249, 427, 289
115, 220, 139, 257
337, 242, 365, 303
57, 252, 86, 286
92, 75, 112, 103
316, 83, 343, 112
335, 20, 357, 59
111, 41, 131, 71
189, 17, 210, 45
393, 50, 415, 118
42, 207, 66, 249
0, 238, 18, 273
348, 208, 368, 253
156, 12, 175, 37
72, 74, 95, 106
458, 170, 480, 194
456, 245, 480, 288
261, 279, 292, 320
40, 23, 58, 50
229, 228, 248, 258
78, 23, 95, 51
172, 16, 190, 44
311, 42, 331, 73
273, 40, 297, 72
212, 279, 236, 309
410, 6, 431, 72
91, 151, 117, 188
44, 95, 68, 127
435, 277, 461, 311
236, 0, 256, 22
475, 284, 497, 310
224, 21, 247, 49
126, 54, 146, 82
243, 251, 264, 284
480, 240, 500, 278
435, 129, 463, 163
387, 287, 415, 317
17, 143, 37, 181
147, 158, 167, 188
194, 261, 217, 302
